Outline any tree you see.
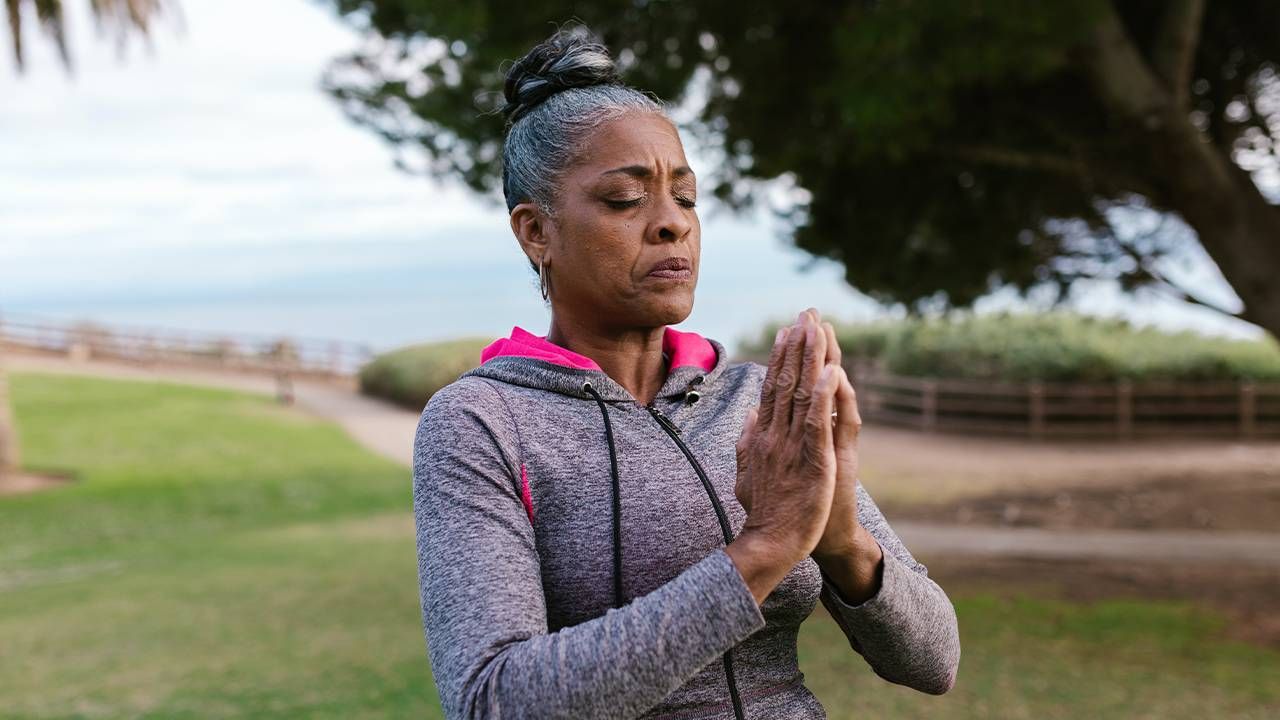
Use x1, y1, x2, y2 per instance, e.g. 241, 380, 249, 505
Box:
4, 0, 178, 73
319, 0, 1280, 340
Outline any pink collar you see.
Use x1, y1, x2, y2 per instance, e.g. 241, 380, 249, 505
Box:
480, 325, 717, 373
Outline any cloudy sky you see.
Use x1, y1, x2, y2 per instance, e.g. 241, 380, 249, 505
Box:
0, 0, 1264, 355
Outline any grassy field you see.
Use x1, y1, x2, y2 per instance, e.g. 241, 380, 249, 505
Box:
2, 373, 1277, 719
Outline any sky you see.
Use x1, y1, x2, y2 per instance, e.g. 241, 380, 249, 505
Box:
0, 0, 1267, 357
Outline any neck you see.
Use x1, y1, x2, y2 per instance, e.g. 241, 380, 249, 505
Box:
545, 315, 669, 406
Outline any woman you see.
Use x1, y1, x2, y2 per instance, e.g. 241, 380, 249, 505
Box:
412, 27, 961, 719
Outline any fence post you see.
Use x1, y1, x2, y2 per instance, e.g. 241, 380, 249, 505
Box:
1116, 379, 1133, 440
1029, 381, 1045, 441
921, 380, 938, 432
329, 341, 342, 376
1240, 381, 1257, 439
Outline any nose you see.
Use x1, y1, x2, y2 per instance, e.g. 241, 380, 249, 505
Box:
651, 193, 694, 243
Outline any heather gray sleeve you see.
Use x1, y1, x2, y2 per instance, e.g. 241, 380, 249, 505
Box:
413, 379, 768, 719
817, 481, 961, 695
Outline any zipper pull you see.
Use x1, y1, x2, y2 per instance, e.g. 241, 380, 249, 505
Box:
647, 405, 682, 435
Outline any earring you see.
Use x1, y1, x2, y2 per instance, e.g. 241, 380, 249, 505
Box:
538, 256, 550, 301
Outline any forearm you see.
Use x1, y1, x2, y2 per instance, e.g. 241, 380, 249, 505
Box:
426, 548, 767, 719
817, 541, 961, 695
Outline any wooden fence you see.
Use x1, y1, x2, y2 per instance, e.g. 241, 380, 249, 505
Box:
849, 370, 1280, 440
0, 312, 373, 381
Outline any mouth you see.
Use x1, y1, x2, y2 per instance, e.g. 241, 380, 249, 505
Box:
646, 257, 693, 280
646, 268, 693, 280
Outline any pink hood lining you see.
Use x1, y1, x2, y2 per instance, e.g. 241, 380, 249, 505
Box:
479, 325, 717, 373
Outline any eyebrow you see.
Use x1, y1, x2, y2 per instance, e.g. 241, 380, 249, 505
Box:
600, 165, 695, 179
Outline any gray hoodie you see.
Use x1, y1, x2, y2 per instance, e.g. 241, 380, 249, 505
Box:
412, 325, 960, 719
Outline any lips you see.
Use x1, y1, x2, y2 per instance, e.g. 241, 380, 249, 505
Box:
647, 257, 692, 275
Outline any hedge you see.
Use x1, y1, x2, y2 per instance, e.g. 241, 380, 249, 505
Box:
736, 309, 1280, 383
358, 336, 490, 410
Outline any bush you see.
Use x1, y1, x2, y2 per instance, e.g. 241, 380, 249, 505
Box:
358, 336, 491, 410
736, 309, 1280, 382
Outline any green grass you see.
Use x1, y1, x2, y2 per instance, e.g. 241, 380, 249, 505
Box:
801, 595, 1279, 719
2, 373, 1277, 718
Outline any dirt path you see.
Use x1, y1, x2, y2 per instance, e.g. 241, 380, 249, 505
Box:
9, 354, 1280, 568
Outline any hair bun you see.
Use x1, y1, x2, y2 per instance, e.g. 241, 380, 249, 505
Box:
501, 27, 620, 127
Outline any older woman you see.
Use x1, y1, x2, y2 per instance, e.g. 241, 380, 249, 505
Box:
412, 27, 960, 719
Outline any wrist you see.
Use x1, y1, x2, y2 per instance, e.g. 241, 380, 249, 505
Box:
812, 525, 884, 605
726, 530, 799, 606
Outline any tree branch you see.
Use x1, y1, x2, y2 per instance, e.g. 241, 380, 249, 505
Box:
945, 145, 1159, 198
1111, 230, 1245, 319
946, 145, 1084, 176
1080, 2, 1172, 124
1151, 0, 1206, 110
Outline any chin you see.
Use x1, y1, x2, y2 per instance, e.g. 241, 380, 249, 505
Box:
647, 291, 695, 325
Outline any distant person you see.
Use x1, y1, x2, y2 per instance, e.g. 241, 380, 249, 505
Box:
412, 26, 960, 719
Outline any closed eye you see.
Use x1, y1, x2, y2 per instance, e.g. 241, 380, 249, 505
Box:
606, 198, 644, 209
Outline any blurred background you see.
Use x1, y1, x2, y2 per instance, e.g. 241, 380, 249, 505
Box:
1, 1, 1278, 718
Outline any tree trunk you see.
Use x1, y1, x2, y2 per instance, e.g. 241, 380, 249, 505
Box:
1082, 4, 1280, 341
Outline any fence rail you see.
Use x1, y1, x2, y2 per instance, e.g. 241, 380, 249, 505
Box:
0, 312, 373, 380
849, 370, 1280, 440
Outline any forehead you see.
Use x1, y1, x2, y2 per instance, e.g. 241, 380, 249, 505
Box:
574, 112, 691, 177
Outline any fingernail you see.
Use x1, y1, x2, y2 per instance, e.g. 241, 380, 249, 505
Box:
775, 327, 786, 343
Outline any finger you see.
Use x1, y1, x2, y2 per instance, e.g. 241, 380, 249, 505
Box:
801, 363, 840, 466
736, 406, 759, 469
833, 366, 861, 453
773, 319, 807, 436
757, 326, 790, 432
822, 321, 841, 370
790, 314, 828, 431
737, 404, 752, 458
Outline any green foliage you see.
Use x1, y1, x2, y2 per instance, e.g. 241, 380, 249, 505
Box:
358, 336, 490, 410
318, 0, 1280, 322
738, 310, 1280, 382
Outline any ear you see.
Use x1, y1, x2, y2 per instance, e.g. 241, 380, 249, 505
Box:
510, 201, 553, 265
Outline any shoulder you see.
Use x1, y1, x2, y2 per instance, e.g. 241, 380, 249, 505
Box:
721, 360, 768, 390
415, 376, 516, 452
419, 375, 505, 420
413, 376, 521, 482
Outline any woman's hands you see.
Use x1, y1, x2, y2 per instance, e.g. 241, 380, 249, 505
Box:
732, 308, 849, 566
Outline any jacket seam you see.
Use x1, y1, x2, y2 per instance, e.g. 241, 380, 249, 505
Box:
470, 377, 527, 499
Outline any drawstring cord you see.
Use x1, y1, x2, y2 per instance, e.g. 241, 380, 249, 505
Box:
581, 376, 747, 720
582, 380, 626, 609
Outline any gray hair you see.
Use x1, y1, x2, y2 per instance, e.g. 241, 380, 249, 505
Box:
500, 27, 668, 245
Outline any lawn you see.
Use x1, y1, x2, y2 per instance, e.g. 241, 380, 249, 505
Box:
1, 373, 1277, 718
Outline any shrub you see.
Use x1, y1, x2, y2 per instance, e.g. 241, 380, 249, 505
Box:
358, 337, 491, 410
736, 309, 1280, 382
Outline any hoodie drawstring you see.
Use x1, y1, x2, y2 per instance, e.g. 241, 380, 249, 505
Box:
582, 381, 626, 609
581, 379, 748, 720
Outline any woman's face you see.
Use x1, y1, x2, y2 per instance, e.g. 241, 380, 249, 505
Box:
516, 111, 700, 329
